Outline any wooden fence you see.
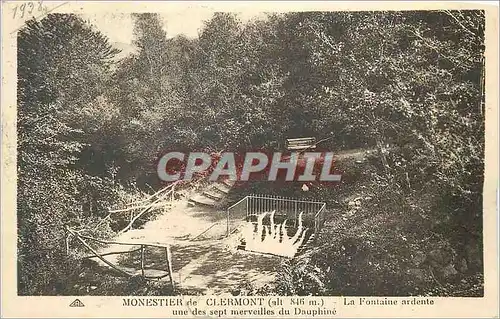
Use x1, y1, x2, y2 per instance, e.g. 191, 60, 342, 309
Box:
93, 182, 178, 234
67, 228, 174, 286
66, 182, 180, 287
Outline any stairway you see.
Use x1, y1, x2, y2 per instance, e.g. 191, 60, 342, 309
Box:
188, 179, 235, 208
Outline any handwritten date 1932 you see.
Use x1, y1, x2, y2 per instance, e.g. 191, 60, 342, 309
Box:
12, 1, 46, 19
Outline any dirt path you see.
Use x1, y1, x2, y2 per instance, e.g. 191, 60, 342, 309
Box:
90, 148, 376, 293
92, 192, 282, 294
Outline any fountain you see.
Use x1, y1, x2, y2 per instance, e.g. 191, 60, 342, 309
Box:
239, 210, 310, 258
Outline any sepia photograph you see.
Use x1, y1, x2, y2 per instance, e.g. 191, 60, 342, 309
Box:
2, 1, 499, 317
14, 6, 488, 297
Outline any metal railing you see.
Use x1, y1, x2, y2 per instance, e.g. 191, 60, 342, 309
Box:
226, 196, 249, 236
226, 194, 326, 237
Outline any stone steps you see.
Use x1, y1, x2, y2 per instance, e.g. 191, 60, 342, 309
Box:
202, 190, 224, 201
212, 183, 231, 194
188, 179, 235, 208
188, 195, 218, 207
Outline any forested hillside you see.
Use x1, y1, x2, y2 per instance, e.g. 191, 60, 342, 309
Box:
17, 11, 484, 296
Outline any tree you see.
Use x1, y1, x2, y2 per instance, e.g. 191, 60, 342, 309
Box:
17, 13, 120, 295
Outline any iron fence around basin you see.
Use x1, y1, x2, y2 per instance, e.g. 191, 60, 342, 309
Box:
226, 194, 326, 238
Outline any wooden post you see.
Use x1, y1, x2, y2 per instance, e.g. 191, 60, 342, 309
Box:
140, 245, 145, 278
165, 246, 174, 288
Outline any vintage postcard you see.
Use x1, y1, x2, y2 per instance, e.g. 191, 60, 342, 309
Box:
1, 1, 498, 318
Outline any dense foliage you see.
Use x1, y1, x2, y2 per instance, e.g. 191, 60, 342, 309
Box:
17, 11, 484, 295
